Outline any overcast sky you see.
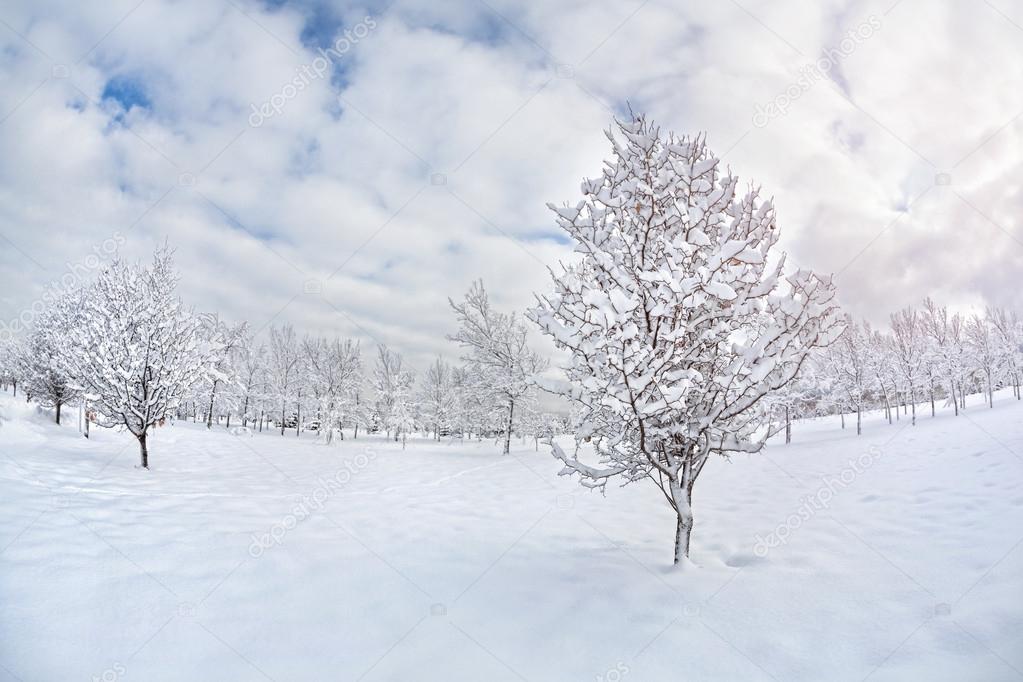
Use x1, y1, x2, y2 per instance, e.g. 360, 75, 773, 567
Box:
1, 0, 1021, 370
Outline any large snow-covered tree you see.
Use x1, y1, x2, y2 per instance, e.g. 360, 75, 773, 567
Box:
529, 115, 842, 563
449, 281, 547, 454
65, 249, 210, 468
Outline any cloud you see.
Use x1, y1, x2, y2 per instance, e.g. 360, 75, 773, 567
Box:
0, 0, 1021, 373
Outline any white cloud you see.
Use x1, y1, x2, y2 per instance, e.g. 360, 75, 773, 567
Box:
0, 0, 1020, 370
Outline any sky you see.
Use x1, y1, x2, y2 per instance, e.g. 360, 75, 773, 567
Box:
0, 0, 1021, 372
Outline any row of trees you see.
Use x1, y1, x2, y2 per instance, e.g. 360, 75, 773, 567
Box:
777, 300, 1023, 436
0, 251, 558, 466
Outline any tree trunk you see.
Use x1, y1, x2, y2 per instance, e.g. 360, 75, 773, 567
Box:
674, 500, 694, 564
856, 406, 861, 436
785, 406, 791, 444
930, 381, 935, 417
840, 411, 845, 429
138, 433, 149, 469
280, 405, 286, 436
504, 400, 514, 455
55, 401, 62, 425
206, 380, 218, 429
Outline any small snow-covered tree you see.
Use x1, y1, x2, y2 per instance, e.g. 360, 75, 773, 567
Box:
65, 249, 210, 468
373, 345, 406, 440
268, 324, 301, 435
199, 314, 247, 428
0, 337, 18, 395
387, 367, 417, 448
13, 300, 81, 424
303, 335, 362, 444
865, 326, 898, 423
827, 318, 871, 434
449, 281, 547, 454
233, 337, 267, 428
529, 115, 842, 563
448, 365, 481, 439
968, 313, 999, 408
890, 307, 923, 425
419, 357, 453, 440
989, 307, 1021, 401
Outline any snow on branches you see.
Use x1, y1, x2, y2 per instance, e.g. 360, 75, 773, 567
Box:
449, 281, 547, 455
65, 248, 213, 468
529, 114, 843, 563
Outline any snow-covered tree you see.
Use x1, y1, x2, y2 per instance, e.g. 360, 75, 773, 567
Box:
12, 298, 81, 424
268, 324, 301, 435
989, 307, 1022, 401
372, 345, 403, 439
0, 337, 18, 396
419, 357, 453, 440
968, 313, 1000, 408
303, 335, 362, 444
865, 325, 898, 423
890, 307, 924, 425
233, 336, 267, 428
386, 367, 417, 448
65, 249, 210, 468
529, 115, 842, 563
827, 318, 871, 434
198, 314, 247, 428
449, 281, 547, 454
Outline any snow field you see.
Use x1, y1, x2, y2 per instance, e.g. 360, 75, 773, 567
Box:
1, 388, 1022, 681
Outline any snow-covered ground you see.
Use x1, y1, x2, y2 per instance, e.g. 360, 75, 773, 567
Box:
1, 389, 1022, 682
